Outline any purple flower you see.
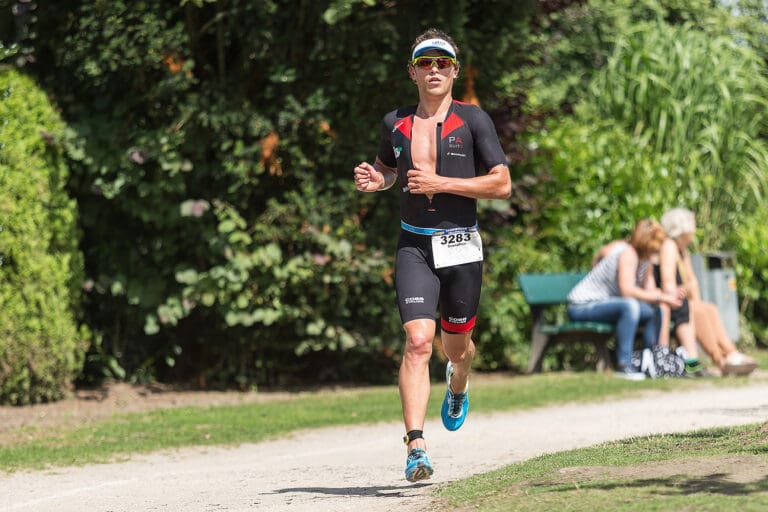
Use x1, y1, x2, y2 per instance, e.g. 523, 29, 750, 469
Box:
128, 148, 148, 165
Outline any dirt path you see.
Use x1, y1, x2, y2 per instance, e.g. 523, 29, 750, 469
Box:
2, 381, 768, 512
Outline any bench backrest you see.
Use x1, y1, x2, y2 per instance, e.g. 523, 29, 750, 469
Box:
517, 272, 588, 305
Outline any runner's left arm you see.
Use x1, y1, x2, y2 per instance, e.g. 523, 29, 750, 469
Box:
406, 163, 511, 199
405, 107, 511, 199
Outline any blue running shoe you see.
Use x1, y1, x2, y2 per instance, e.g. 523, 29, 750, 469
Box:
441, 361, 469, 431
404, 448, 434, 482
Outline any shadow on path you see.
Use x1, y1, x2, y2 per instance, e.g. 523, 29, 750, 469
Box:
266, 482, 431, 498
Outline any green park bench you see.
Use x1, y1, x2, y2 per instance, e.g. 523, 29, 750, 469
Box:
517, 272, 614, 374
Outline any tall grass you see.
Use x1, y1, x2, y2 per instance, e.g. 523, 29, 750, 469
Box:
590, 20, 768, 249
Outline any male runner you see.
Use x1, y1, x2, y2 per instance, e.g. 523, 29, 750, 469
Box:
353, 28, 512, 482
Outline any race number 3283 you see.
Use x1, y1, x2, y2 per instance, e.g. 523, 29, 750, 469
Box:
431, 228, 483, 269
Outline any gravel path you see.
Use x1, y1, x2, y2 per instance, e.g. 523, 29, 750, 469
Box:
2, 381, 767, 512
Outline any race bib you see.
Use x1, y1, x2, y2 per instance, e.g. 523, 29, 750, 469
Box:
431, 228, 483, 269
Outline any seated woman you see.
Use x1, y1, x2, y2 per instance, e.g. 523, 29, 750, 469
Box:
658, 208, 758, 376
652, 215, 709, 377
567, 219, 683, 380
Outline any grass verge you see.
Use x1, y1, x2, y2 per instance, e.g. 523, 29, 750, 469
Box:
0, 369, 764, 473
435, 422, 768, 511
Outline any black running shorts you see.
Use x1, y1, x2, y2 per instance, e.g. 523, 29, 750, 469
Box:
395, 230, 482, 333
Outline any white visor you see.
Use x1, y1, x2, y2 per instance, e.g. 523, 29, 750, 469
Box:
411, 38, 456, 60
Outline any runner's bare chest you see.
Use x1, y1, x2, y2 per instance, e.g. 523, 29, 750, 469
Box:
410, 113, 444, 201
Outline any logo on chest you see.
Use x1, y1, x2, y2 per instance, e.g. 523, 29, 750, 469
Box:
447, 136, 466, 157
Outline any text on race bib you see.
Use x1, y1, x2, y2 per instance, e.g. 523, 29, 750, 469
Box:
431, 229, 483, 269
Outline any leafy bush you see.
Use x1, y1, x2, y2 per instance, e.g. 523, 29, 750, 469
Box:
27, 0, 427, 386
0, 69, 87, 404
518, 113, 680, 266
732, 207, 768, 349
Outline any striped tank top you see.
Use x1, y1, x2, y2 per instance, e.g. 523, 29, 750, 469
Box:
567, 242, 648, 304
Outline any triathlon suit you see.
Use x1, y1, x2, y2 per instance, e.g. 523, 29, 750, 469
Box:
377, 100, 508, 333
652, 250, 691, 325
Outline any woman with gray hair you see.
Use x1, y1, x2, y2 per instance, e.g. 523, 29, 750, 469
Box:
656, 208, 758, 375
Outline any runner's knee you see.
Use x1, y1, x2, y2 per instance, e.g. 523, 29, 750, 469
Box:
441, 332, 473, 362
405, 330, 434, 358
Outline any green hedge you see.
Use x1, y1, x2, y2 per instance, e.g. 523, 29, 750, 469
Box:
0, 69, 87, 404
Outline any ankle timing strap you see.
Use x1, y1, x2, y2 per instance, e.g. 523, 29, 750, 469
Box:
403, 429, 423, 445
